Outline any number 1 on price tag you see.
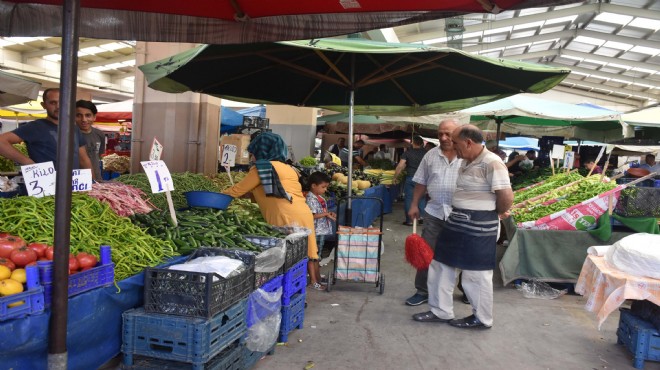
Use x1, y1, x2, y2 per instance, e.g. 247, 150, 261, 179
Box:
221, 144, 237, 167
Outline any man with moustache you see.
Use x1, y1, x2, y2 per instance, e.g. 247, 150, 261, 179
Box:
405, 119, 463, 306
413, 125, 513, 329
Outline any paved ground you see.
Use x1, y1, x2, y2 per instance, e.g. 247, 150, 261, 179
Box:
255, 201, 656, 370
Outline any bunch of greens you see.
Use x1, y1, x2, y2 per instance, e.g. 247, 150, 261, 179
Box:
0, 143, 27, 172
299, 156, 317, 167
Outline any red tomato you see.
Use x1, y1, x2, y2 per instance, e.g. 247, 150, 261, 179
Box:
28, 243, 50, 258
68, 255, 80, 272
76, 252, 98, 270
0, 257, 16, 271
0, 236, 26, 259
0, 232, 12, 238
25, 261, 38, 267
45, 247, 55, 260
9, 246, 38, 268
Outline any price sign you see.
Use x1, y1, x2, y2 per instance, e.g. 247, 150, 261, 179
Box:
551, 144, 565, 159
140, 160, 174, 194
71, 169, 92, 192
563, 151, 575, 169
149, 137, 163, 161
221, 144, 237, 167
21, 162, 56, 197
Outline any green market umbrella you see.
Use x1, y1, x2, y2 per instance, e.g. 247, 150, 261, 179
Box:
140, 37, 569, 200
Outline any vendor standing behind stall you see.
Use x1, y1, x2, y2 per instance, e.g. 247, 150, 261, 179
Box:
223, 132, 322, 289
75, 100, 105, 182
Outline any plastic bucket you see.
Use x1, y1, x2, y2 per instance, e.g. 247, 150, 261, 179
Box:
184, 191, 233, 210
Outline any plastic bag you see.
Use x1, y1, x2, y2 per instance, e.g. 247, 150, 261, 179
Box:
516, 279, 567, 300
246, 286, 282, 352
243, 236, 286, 273
605, 233, 660, 279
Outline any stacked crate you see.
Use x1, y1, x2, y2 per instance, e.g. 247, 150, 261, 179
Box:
617, 308, 660, 369
121, 249, 255, 369
279, 257, 308, 343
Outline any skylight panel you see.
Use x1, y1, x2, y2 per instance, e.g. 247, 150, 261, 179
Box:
545, 15, 578, 25
42, 54, 61, 62
603, 40, 632, 51
629, 17, 660, 30
574, 36, 605, 46
483, 26, 512, 36
630, 45, 660, 56
100, 42, 127, 51
7, 37, 43, 44
461, 32, 483, 39
80, 46, 105, 55
122, 60, 136, 66
89, 66, 111, 72
608, 62, 631, 70
594, 12, 632, 25
631, 66, 657, 74
0, 39, 16, 47
422, 37, 447, 45
513, 20, 545, 30
106, 63, 125, 69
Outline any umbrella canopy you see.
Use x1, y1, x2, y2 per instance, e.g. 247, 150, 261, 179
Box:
220, 106, 245, 134
140, 38, 570, 117
462, 94, 624, 141
95, 99, 133, 123
0, 101, 46, 119
320, 113, 407, 134
0, 0, 580, 44
0, 70, 41, 106
498, 136, 539, 151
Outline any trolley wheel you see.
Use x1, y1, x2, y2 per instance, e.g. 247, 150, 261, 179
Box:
379, 274, 385, 295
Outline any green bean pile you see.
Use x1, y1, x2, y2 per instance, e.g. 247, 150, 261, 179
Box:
0, 143, 27, 172
512, 176, 616, 222
114, 172, 220, 210
513, 172, 584, 205
0, 194, 178, 280
210, 171, 248, 191
130, 207, 284, 255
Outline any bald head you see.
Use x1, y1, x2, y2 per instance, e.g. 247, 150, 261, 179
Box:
452, 124, 485, 161
438, 118, 459, 151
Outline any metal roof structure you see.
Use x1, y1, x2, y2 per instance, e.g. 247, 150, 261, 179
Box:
0, 0, 658, 108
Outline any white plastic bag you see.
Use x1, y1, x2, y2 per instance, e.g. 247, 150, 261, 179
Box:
605, 233, 660, 279
246, 287, 282, 352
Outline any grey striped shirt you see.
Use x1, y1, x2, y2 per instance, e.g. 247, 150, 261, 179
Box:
412, 147, 462, 220
453, 147, 511, 211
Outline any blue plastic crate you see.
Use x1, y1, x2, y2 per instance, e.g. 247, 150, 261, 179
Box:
122, 299, 247, 366
617, 308, 660, 369
0, 265, 44, 321
123, 337, 244, 370
278, 292, 305, 343
39, 245, 114, 307
243, 343, 275, 370
282, 258, 307, 305
246, 275, 282, 328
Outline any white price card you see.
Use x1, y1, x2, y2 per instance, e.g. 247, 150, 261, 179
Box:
71, 169, 93, 192
551, 144, 565, 159
563, 151, 575, 169
149, 138, 163, 161
221, 144, 237, 167
140, 160, 174, 194
21, 161, 56, 197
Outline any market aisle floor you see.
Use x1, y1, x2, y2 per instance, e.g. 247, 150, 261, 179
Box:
257, 201, 657, 370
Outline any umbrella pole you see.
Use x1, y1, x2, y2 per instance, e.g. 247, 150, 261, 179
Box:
346, 88, 354, 223
49, 0, 80, 368
495, 118, 502, 148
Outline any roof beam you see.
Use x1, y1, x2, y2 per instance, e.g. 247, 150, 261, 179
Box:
548, 62, 660, 90
398, 3, 598, 43
561, 49, 659, 73
461, 30, 574, 52
551, 85, 644, 107
578, 29, 659, 50
24, 39, 113, 58
560, 77, 660, 101
79, 54, 134, 69
601, 3, 660, 21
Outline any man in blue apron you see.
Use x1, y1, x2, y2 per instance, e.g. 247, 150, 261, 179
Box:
413, 125, 513, 329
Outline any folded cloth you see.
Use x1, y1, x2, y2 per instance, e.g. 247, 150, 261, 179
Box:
587, 245, 611, 256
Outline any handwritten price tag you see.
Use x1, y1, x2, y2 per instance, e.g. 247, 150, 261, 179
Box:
150, 138, 163, 161
221, 144, 237, 167
21, 162, 56, 197
140, 160, 174, 194
71, 169, 93, 192
563, 152, 575, 169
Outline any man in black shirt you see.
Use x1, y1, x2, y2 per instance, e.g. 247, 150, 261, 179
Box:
394, 136, 427, 226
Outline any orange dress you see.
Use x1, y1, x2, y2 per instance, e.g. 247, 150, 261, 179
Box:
223, 161, 318, 259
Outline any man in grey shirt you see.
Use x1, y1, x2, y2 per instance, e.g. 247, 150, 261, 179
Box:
76, 100, 106, 182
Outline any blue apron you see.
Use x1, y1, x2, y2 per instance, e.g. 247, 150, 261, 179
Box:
434, 208, 499, 270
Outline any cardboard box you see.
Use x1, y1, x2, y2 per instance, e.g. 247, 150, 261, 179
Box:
220, 134, 251, 165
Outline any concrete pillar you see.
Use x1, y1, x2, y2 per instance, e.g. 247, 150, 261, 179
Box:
132, 42, 220, 175
266, 105, 317, 162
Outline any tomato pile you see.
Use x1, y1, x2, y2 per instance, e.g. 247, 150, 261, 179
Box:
0, 233, 98, 275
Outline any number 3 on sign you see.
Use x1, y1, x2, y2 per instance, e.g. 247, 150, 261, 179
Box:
221, 144, 237, 167
140, 160, 174, 194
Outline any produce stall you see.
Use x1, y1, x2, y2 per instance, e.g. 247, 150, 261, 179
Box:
0, 171, 312, 369
499, 171, 636, 285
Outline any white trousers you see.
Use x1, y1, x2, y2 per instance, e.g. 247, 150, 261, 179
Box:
427, 260, 494, 326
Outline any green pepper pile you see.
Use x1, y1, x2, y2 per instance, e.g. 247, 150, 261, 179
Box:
513, 172, 584, 205
512, 176, 616, 223
114, 172, 219, 210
